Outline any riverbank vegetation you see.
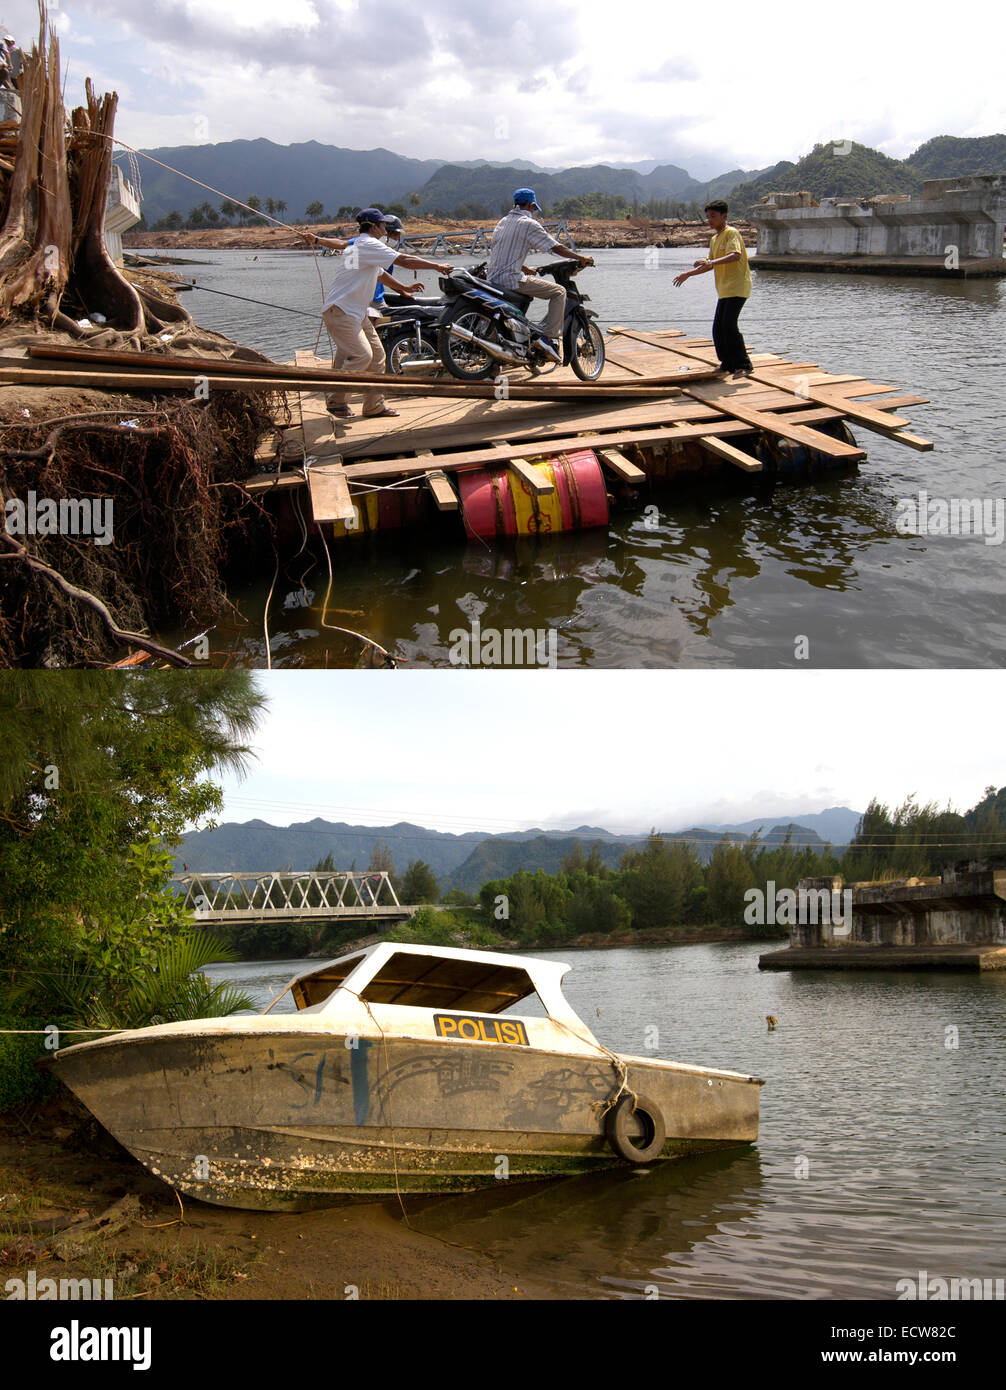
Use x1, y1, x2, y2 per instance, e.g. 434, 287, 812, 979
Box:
0, 673, 267, 1110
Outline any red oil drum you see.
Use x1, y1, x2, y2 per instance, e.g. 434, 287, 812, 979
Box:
326, 484, 429, 538
459, 448, 610, 541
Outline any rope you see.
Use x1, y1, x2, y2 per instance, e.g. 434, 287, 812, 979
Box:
99, 132, 329, 302
341, 987, 410, 1225
0, 1027, 123, 1034
174, 282, 321, 319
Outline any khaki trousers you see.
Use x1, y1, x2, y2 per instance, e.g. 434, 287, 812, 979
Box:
517, 275, 566, 339
322, 304, 386, 411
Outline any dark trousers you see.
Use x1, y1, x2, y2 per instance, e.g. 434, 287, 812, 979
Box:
712, 296, 752, 372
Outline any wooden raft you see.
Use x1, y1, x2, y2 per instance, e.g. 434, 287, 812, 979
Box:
0, 331, 933, 527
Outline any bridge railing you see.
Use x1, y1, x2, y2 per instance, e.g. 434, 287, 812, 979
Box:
399, 220, 574, 255
170, 870, 404, 919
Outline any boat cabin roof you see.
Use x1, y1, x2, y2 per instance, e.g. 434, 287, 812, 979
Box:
281, 941, 579, 1022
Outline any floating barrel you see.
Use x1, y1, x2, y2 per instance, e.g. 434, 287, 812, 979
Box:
752, 419, 860, 474
459, 448, 610, 541
327, 485, 430, 539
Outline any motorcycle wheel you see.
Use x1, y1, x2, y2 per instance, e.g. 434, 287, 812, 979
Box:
438, 306, 500, 382
383, 327, 442, 377
569, 319, 606, 381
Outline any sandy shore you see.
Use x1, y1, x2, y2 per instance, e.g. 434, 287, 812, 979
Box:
0, 1097, 562, 1300
126, 217, 757, 255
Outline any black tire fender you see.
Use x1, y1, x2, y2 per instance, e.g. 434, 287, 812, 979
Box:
604, 1092, 666, 1164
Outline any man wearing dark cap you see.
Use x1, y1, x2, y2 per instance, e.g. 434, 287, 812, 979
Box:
300, 209, 451, 418
486, 188, 593, 353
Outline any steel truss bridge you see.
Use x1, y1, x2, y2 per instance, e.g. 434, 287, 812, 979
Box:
170, 871, 416, 926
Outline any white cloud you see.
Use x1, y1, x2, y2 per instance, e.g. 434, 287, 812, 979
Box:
2, 0, 998, 173
210, 672, 1006, 837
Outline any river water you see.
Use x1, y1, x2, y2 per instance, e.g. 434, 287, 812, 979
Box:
206, 943, 1006, 1299
147, 245, 1006, 669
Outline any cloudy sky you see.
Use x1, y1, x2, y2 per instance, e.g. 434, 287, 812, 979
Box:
209, 671, 1002, 835
5, 0, 1001, 177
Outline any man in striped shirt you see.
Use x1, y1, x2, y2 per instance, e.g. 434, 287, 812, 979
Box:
487, 188, 594, 346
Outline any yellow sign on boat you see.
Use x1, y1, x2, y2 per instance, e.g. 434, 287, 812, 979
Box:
434, 1014, 529, 1045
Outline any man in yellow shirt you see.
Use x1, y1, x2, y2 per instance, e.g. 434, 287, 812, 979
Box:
673, 200, 753, 380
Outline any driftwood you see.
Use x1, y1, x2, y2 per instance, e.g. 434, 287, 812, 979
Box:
0, 4, 191, 339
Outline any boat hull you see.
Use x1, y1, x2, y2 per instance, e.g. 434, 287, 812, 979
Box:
52, 1029, 761, 1211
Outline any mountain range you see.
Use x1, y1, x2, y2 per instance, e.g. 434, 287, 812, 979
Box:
174, 806, 863, 895
129, 133, 1006, 226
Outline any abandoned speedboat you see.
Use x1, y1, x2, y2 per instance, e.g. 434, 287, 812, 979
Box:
50, 942, 764, 1211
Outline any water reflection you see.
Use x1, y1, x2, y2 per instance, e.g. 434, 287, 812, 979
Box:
407, 1148, 765, 1298
150, 248, 1006, 666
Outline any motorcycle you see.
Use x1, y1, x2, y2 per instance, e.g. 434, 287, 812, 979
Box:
376, 293, 446, 376
436, 259, 605, 383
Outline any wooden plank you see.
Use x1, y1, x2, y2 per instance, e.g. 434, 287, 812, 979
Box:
609, 331, 923, 439
253, 432, 280, 463
608, 326, 688, 353
600, 350, 647, 377
307, 460, 355, 523
598, 447, 647, 482
868, 395, 930, 411
887, 431, 935, 452
337, 397, 735, 461
678, 388, 865, 460
340, 407, 847, 483
751, 366, 911, 430
22, 345, 698, 402
243, 472, 308, 494
699, 436, 764, 473
508, 456, 555, 495
414, 450, 459, 510
426, 470, 460, 510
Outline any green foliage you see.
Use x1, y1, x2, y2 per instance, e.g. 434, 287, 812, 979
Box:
0, 673, 266, 1098
566, 875, 631, 935
385, 905, 505, 949
907, 135, 1006, 182
401, 860, 439, 904
228, 920, 315, 960
619, 833, 703, 928
732, 140, 920, 214
552, 192, 631, 220
440, 888, 476, 907
0, 1014, 54, 1110
706, 840, 759, 926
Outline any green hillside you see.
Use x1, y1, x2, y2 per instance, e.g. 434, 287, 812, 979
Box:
907, 134, 1006, 181
728, 141, 920, 213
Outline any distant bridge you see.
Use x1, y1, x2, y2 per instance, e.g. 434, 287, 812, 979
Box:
399, 220, 574, 255
170, 871, 416, 926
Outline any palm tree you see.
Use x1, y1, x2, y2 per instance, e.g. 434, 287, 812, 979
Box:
35, 931, 255, 1031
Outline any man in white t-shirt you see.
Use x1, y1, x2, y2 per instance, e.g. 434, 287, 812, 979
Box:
300, 208, 452, 418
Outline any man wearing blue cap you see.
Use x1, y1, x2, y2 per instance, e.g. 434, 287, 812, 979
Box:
487, 189, 594, 351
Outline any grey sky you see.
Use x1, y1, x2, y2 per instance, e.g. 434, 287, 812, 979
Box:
211, 672, 1002, 835
4, 1, 1000, 178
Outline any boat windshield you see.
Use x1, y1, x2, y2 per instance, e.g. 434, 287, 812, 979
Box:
357, 952, 543, 1015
